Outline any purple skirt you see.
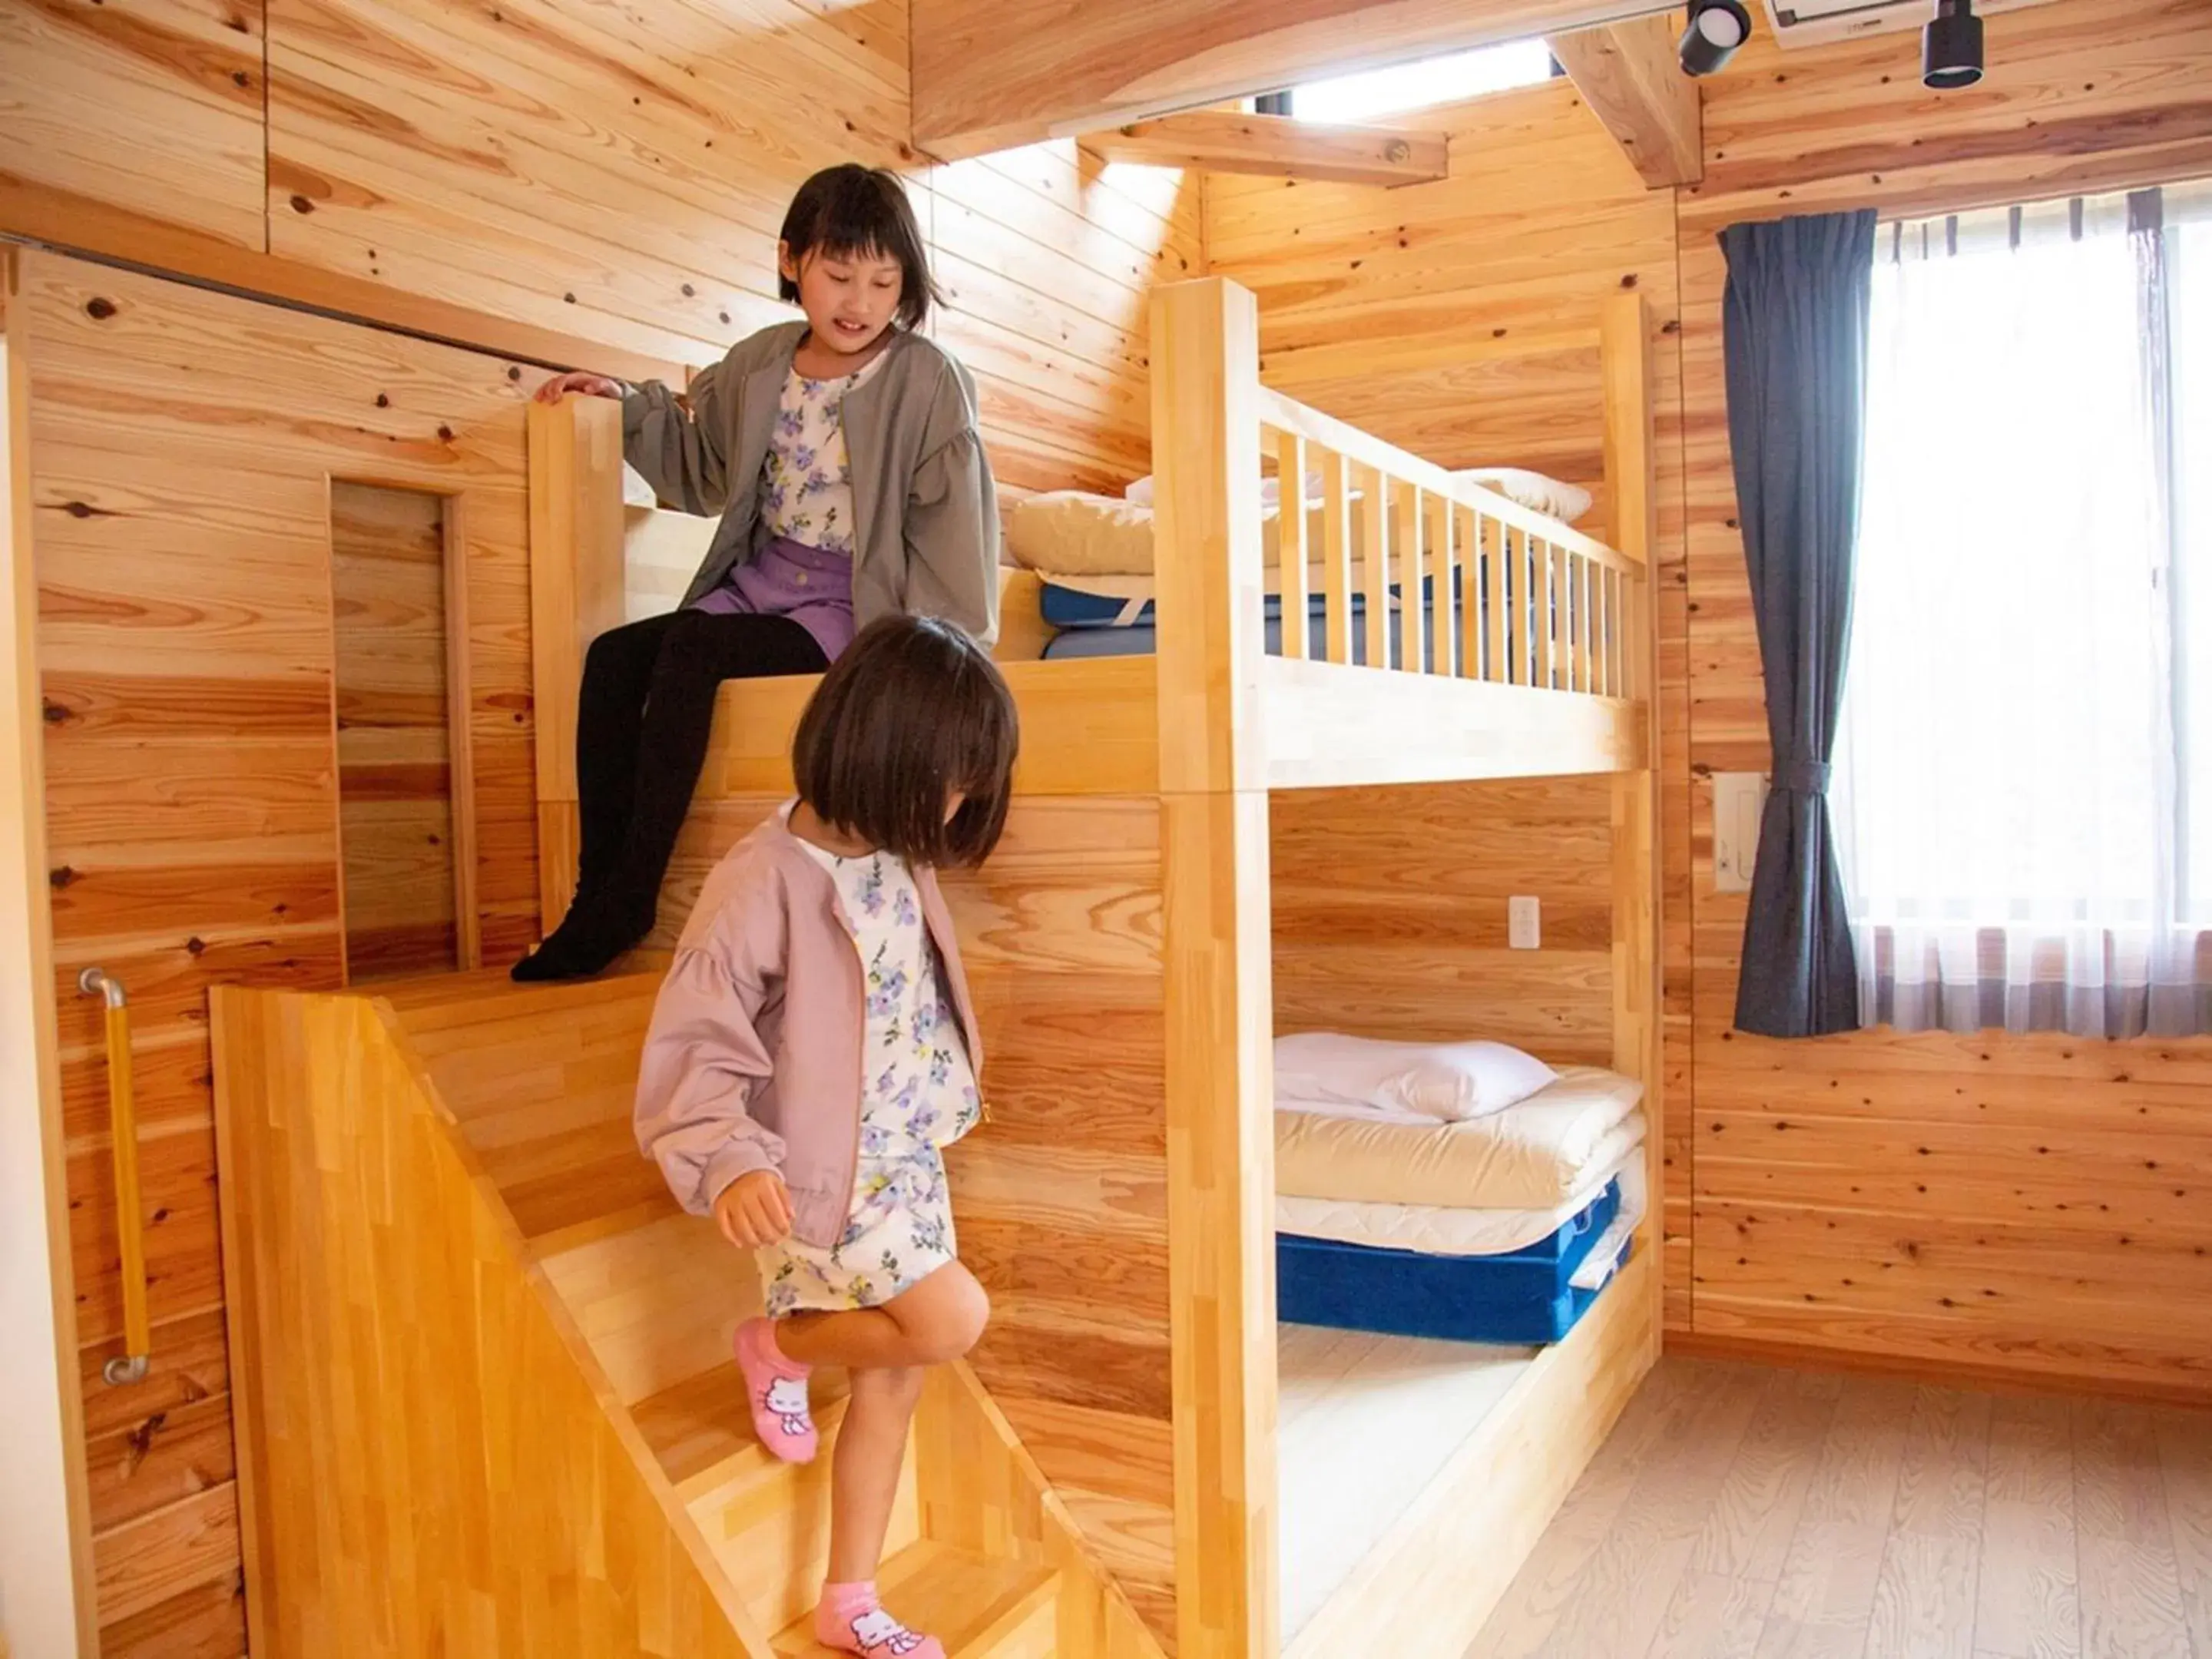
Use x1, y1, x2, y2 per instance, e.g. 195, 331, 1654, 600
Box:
690, 535, 856, 661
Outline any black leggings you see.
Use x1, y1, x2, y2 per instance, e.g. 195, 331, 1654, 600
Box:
572, 608, 829, 916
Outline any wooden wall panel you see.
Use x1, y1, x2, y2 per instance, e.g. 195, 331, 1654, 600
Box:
1270, 780, 1616, 1067
1674, 4, 2212, 1399
0, 0, 267, 249
330, 482, 460, 980
3, 1, 1202, 508
22, 248, 543, 1647
930, 147, 1200, 500
1207, 81, 1697, 1323
655, 787, 1180, 1651
263, 0, 904, 366
261, 0, 1200, 499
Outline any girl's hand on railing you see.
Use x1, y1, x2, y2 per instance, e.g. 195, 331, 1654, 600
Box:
535, 371, 624, 404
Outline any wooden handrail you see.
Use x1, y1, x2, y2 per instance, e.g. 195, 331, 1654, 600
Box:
1253, 386, 1641, 571
78, 968, 150, 1386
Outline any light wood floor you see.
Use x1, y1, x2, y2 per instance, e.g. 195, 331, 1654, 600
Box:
1470, 1356, 2212, 1658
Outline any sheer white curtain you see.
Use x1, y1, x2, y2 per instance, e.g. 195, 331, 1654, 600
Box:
1833, 186, 2212, 1035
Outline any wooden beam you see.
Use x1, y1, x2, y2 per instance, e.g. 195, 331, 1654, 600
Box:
1549, 12, 1704, 188
1087, 112, 1447, 187
912, 0, 1674, 160
0, 172, 695, 386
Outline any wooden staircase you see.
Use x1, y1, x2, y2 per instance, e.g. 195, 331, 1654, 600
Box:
210, 970, 1161, 1659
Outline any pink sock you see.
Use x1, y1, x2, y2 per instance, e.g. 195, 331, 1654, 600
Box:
733, 1316, 816, 1463
816, 1580, 944, 1658
821, 1581, 875, 1621
758, 1319, 809, 1379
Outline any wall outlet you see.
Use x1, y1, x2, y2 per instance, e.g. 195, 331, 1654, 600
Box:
1713, 772, 1770, 894
1508, 895, 1541, 950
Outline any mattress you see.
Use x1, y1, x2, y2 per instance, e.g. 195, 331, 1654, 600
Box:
1042, 613, 1373, 661
1277, 1182, 1627, 1345
1276, 1067, 1644, 1211
1038, 572, 1399, 631
1273, 1145, 1640, 1258
1039, 581, 1429, 667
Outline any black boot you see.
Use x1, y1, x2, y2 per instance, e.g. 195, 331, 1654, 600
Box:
509, 889, 659, 981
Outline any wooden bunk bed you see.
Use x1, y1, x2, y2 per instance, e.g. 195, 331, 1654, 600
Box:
530, 274, 1663, 1657
210, 273, 1656, 1659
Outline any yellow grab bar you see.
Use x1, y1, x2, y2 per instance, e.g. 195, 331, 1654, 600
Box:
79, 968, 150, 1386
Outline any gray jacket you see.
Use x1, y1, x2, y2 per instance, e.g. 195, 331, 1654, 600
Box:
621, 323, 999, 644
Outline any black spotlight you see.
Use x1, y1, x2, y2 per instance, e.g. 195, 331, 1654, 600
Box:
1922, 0, 1985, 88
1678, 0, 1752, 77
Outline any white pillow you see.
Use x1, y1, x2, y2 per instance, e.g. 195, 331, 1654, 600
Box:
1125, 472, 1320, 510
1273, 1032, 1558, 1124
1454, 468, 1594, 525
1005, 491, 1154, 576
1005, 490, 1371, 578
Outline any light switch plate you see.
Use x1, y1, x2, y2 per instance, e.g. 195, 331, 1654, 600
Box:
1713, 773, 1768, 894
1508, 895, 1541, 950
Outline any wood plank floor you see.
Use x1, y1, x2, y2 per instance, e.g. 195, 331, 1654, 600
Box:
1472, 1357, 2212, 1659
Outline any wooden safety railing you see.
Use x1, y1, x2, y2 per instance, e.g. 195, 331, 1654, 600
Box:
79, 967, 151, 1386
1256, 386, 1649, 700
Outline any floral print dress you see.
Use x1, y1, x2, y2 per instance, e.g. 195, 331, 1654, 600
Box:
690, 350, 890, 659
758, 843, 982, 1316
761, 350, 889, 556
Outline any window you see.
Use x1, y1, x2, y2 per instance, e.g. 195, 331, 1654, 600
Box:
1833, 182, 2212, 1035
1268, 40, 1555, 123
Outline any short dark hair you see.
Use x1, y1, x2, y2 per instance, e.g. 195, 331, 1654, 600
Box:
792, 616, 1018, 868
778, 165, 942, 333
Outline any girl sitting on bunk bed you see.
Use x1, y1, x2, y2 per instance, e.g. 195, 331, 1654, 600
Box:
516, 162, 1000, 981
634, 615, 1017, 1659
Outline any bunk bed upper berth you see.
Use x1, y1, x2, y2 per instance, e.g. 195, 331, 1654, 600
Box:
1146, 276, 1654, 794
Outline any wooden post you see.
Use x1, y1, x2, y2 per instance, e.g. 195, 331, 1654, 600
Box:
1601, 288, 1664, 1343
525, 394, 627, 934
1601, 291, 1656, 692
0, 247, 102, 1659
1151, 276, 1279, 1659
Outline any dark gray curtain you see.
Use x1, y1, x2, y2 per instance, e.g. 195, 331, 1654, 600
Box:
1720, 210, 1876, 1038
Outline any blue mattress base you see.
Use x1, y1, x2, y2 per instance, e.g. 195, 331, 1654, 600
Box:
1277, 1180, 1624, 1346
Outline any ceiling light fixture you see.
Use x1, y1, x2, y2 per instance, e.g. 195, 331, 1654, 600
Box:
1922, 0, 1985, 88
1678, 0, 1752, 77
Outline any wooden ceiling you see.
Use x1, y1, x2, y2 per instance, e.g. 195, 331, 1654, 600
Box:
910, 0, 1677, 158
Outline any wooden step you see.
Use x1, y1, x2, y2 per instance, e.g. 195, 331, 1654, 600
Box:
631, 1364, 917, 1635
633, 1364, 850, 1489
773, 1542, 1058, 1659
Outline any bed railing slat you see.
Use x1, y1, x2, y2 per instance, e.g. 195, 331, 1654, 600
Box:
1361, 465, 1391, 672
1277, 429, 1310, 662
1320, 448, 1353, 665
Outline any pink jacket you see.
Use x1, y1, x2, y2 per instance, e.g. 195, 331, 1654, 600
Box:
633, 813, 985, 1250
